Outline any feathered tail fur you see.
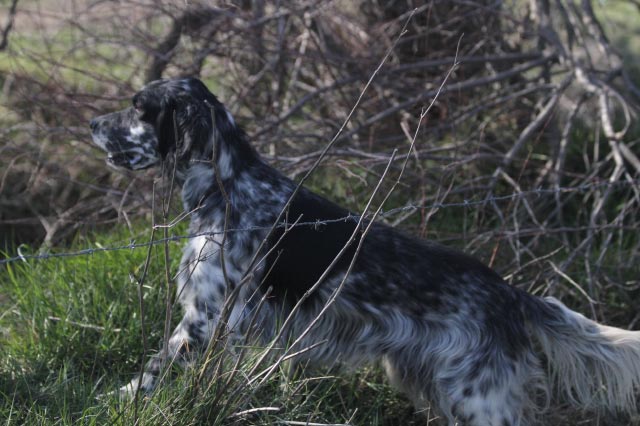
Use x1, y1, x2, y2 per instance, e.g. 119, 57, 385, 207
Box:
527, 295, 640, 414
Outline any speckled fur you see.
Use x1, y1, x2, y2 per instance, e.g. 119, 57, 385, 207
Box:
91, 78, 640, 425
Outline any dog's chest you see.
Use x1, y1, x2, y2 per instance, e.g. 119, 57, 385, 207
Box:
176, 166, 292, 306
176, 230, 255, 307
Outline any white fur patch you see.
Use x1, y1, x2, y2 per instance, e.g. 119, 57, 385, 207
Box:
129, 125, 146, 136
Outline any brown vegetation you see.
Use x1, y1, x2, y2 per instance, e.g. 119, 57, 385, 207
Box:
1, 0, 639, 325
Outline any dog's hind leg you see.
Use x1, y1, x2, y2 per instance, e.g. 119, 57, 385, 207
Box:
383, 340, 543, 426
434, 349, 544, 426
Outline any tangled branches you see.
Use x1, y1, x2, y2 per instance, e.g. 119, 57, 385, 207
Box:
0, 0, 638, 322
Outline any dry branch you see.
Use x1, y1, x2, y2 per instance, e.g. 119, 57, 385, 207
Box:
0, 0, 18, 51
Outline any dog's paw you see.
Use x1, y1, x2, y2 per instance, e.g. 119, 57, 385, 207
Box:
96, 375, 155, 401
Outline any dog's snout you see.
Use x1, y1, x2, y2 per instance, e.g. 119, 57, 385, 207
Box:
89, 118, 99, 132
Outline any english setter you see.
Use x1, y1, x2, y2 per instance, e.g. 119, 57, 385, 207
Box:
90, 77, 640, 425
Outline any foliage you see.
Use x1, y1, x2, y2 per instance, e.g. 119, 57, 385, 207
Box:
0, 1, 639, 424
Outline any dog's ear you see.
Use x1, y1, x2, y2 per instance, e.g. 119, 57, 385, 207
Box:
156, 95, 176, 160
156, 91, 212, 162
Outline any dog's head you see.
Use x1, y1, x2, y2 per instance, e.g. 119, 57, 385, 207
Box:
90, 78, 236, 171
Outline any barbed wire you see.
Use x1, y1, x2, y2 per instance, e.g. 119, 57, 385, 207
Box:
1, 179, 638, 265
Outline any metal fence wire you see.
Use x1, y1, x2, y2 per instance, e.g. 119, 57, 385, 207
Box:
2, 179, 637, 265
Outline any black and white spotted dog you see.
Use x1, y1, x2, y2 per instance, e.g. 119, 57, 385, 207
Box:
90, 77, 640, 425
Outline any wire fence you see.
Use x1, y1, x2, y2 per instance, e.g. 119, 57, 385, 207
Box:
2, 179, 637, 266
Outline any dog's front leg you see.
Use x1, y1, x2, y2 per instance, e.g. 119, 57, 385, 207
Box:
116, 307, 212, 397
118, 269, 245, 398
117, 294, 251, 398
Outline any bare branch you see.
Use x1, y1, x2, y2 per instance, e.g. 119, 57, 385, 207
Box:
0, 0, 18, 51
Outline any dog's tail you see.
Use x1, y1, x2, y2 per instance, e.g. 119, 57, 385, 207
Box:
524, 295, 640, 413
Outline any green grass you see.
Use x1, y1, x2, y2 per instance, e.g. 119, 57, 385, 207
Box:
596, 1, 640, 74
0, 226, 420, 425
0, 228, 166, 424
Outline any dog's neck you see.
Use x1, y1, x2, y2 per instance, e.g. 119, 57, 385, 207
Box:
179, 112, 265, 226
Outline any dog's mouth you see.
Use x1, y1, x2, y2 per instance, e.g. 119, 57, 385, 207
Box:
106, 151, 153, 170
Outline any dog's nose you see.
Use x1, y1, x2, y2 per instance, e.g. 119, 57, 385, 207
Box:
89, 118, 99, 132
